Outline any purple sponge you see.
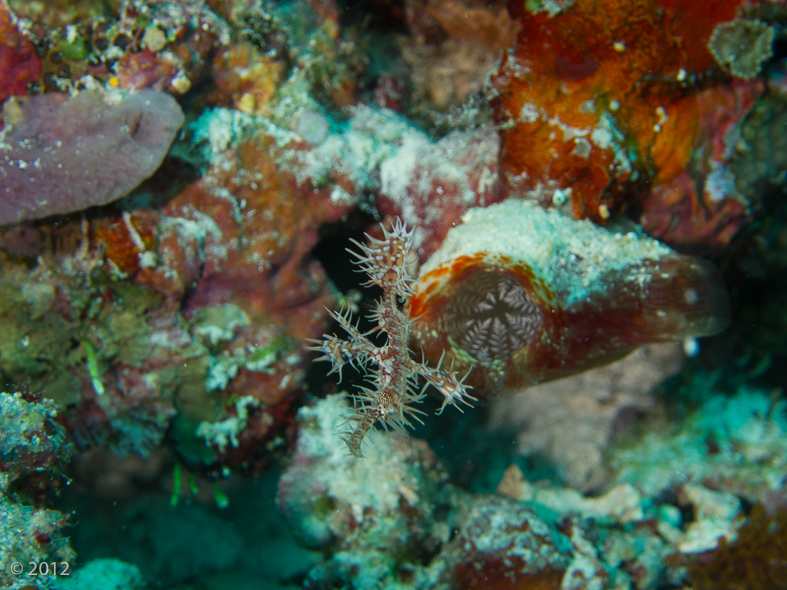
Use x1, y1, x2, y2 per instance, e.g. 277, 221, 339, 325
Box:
0, 89, 184, 225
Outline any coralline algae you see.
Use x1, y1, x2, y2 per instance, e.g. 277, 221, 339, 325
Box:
0, 89, 184, 225
410, 199, 731, 393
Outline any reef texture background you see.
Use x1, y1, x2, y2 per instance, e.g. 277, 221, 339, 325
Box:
0, 0, 786, 588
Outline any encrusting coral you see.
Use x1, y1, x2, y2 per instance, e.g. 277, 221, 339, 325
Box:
309, 218, 476, 457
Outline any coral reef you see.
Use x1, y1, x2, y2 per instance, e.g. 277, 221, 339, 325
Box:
490, 343, 684, 490
280, 104, 504, 259
376, 125, 503, 259
0, 388, 71, 491
7, 0, 228, 95
0, 389, 74, 590
278, 395, 571, 589
0, 109, 345, 467
730, 92, 787, 200
637, 79, 762, 251
0, 0, 41, 110
402, 0, 517, 125
409, 200, 730, 393
611, 387, 787, 505
0, 34, 511, 474
492, 0, 690, 220
688, 502, 787, 590
489, 0, 773, 232
280, 391, 787, 589
52, 558, 146, 590
277, 394, 447, 553
0, 0, 785, 586
441, 495, 568, 590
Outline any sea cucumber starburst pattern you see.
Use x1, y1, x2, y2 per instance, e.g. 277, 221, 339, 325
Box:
443, 270, 542, 363
308, 219, 476, 457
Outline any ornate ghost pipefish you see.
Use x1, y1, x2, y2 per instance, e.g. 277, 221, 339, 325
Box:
408, 199, 730, 396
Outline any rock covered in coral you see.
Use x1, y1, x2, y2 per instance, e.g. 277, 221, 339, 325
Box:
0, 90, 505, 472
490, 0, 726, 221
687, 501, 787, 590
489, 0, 773, 244
409, 199, 730, 394
437, 494, 568, 589
0, 98, 362, 471
278, 394, 724, 589
279, 105, 504, 258
376, 125, 504, 259
0, 257, 186, 456
0, 389, 71, 490
277, 395, 447, 548
0, 495, 74, 589
0, 89, 184, 225
277, 394, 450, 586
0, 389, 74, 590
0, 0, 516, 474
5, 0, 227, 96
0, 0, 41, 109
730, 92, 787, 201
598, 384, 787, 585
612, 387, 787, 505
491, 386, 787, 587
278, 394, 570, 588
402, 0, 517, 126
490, 343, 684, 490
638, 79, 762, 251
0, 236, 310, 471
51, 558, 145, 590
